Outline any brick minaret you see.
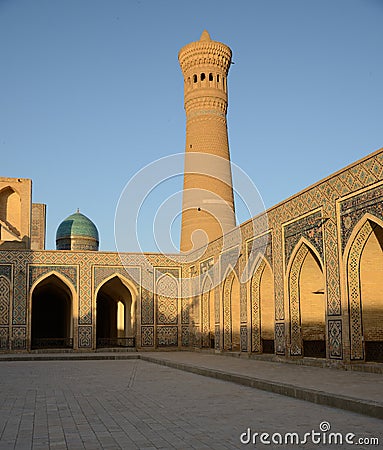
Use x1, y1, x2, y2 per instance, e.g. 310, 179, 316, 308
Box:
179, 30, 236, 252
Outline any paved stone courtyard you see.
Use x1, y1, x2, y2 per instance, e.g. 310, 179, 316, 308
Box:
0, 359, 382, 449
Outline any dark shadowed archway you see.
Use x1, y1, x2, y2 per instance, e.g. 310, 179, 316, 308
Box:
31, 274, 73, 349
96, 276, 135, 348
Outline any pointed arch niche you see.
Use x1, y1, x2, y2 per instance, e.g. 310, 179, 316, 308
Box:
345, 215, 383, 362
222, 268, 240, 351
250, 256, 275, 353
0, 186, 21, 239
95, 275, 136, 348
201, 275, 215, 348
30, 273, 75, 349
288, 239, 326, 358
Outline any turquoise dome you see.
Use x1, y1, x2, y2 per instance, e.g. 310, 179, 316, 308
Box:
56, 211, 99, 242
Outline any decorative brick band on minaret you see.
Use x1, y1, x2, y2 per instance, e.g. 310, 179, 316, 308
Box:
179, 30, 236, 252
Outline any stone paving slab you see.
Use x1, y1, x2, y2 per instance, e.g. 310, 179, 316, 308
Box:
140, 352, 383, 419
1, 351, 382, 419
0, 359, 382, 449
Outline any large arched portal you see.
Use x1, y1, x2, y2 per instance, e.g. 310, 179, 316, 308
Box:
289, 242, 325, 358
346, 218, 383, 362
96, 276, 135, 348
31, 274, 73, 349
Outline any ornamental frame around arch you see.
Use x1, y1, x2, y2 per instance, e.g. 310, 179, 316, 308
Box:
287, 238, 324, 356
222, 266, 239, 351
0, 186, 22, 234
201, 274, 213, 348
155, 273, 179, 325
0, 275, 11, 326
343, 213, 383, 361
28, 271, 78, 348
249, 254, 273, 353
94, 273, 139, 337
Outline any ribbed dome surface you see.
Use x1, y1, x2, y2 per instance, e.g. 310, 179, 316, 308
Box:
56, 211, 99, 241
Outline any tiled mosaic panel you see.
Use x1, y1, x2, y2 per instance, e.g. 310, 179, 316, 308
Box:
324, 219, 342, 316
328, 319, 342, 359
275, 323, 285, 355
157, 326, 178, 346
223, 271, 234, 350
181, 326, 189, 347
141, 288, 154, 325
250, 261, 265, 353
12, 326, 26, 350
0, 264, 12, 280
240, 325, 247, 352
155, 267, 180, 281
340, 184, 383, 252
94, 265, 140, 290
247, 233, 272, 268
215, 324, 220, 350
156, 275, 178, 324
200, 257, 214, 274
0, 276, 10, 326
347, 220, 373, 360
29, 265, 78, 290
284, 211, 323, 268
78, 326, 92, 348
220, 247, 239, 278
141, 326, 154, 347
0, 327, 8, 349
201, 277, 212, 347
181, 297, 190, 324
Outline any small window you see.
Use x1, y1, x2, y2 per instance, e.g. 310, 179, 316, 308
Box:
201, 73, 206, 81
193, 74, 197, 83
209, 73, 213, 81
217, 74, 220, 82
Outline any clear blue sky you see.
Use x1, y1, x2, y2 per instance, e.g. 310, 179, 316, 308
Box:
1, 0, 382, 251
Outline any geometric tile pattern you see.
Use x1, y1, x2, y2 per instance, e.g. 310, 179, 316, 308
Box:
284, 210, 323, 268
340, 184, 383, 253
141, 288, 154, 325
0, 276, 10, 326
181, 325, 189, 347
157, 326, 178, 346
12, 326, 26, 350
346, 219, 373, 360
141, 326, 154, 347
250, 260, 266, 353
0, 264, 12, 280
328, 319, 342, 359
0, 327, 8, 350
181, 297, 190, 325
223, 271, 234, 350
247, 232, 272, 268
93, 265, 140, 291
215, 324, 220, 350
240, 325, 247, 352
156, 274, 178, 324
201, 276, 212, 347
78, 326, 92, 348
29, 265, 78, 291
275, 322, 285, 355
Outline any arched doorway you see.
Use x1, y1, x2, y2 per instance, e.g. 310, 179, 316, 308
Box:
31, 274, 73, 349
201, 275, 214, 348
250, 258, 275, 353
346, 217, 383, 362
0, 186, 21, 239
289, 241, 325, 358
223, 270, 240, 351
96, 276, 135, 348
